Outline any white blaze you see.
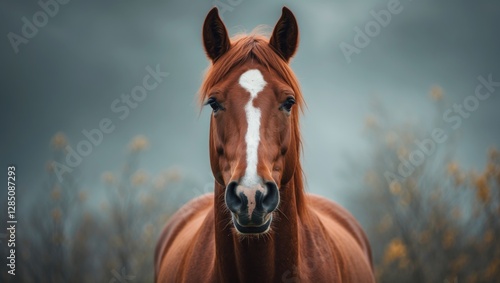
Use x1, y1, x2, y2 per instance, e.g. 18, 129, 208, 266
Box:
239, 69, 266, 188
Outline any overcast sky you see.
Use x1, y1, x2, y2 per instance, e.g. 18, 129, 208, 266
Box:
1, 0, 499, 209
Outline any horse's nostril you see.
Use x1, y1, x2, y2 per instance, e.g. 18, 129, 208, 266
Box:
262, 181, 279, 212
225, 181, 242, 213
226, 181, 279, 215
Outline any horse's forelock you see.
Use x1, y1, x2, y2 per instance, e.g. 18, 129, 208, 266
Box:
199, 33, 304, 112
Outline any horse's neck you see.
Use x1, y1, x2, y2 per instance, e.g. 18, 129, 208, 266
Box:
213, 179, 304, 282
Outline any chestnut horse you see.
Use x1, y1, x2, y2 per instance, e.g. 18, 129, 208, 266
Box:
155, 7, 375, 283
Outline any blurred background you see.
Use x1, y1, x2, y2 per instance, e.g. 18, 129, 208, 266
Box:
1, 0, 499, 282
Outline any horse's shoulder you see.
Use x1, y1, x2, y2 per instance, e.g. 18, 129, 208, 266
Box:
154, 193, 213, 275
306, 193, 373, 264
306, 194, 356, 222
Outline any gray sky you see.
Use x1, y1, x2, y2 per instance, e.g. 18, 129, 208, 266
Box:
2, 0, 499, 207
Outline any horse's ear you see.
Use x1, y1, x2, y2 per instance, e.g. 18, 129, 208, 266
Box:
269, 7, 299, 62
203, 7, 230, 63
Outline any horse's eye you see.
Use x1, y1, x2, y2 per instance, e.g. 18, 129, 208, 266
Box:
206, 97, 222, 113
280, 97, 296, 112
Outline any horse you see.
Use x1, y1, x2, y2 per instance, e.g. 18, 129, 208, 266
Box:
155, 7, 375, 283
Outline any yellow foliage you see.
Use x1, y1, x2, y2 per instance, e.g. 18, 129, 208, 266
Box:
466, 273, 478, 283
429, 85, 444, 101
153, 176, 167, 190
454, 172, 466, 187
399, 192, 411, 207
51, 187, 61, 201
51, 132, 68, 149
378, 215, 393, 233
485, 163, 496, 178
483, 258, 500, 280
129, 135, 149, 152
364, 115, 378, 129
483, 230, 494, 245
451, 207, 461, 220
165, 167, 183, 182
397, 146, 408, 159
383, 238, 407, 265
474, 175, 490, 203
407, 177, 417, 190
364, 170, 378, 185
139, 194, 155, 207
46, 161, 55, 173
51, 207, 62, 223
442, 229, 456, 249
447, 161, 468, 186
489, 147, 499, 161
447, 161, 459, 176
101, 172, 115, 185
374, 267, 383, 281
389, 181, 402, 195
450, 254, 468, 272
430, 191, 441, 202
384, 132, 398, 148
131, 170, 149, 186
398, 257, 409, 269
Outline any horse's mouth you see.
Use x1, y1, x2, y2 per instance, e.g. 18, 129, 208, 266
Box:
232, 214, 272, 235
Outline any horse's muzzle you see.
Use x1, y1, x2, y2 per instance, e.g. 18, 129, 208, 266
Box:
225, 181, 279, 234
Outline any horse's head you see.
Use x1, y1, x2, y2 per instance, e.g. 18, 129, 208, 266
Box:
200, 7, 302, 235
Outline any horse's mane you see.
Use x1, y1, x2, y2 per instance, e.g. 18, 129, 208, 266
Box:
199, 32, 308, 218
